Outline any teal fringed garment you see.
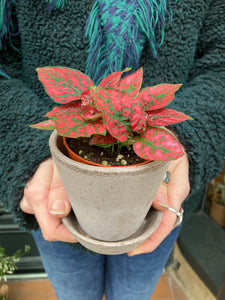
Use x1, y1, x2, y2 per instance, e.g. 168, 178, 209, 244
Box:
0, 0, 225, 238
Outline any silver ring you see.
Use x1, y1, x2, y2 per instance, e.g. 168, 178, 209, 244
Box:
172, 207, 183, 228
163, 171, 171, 184
157, 202, 184, 228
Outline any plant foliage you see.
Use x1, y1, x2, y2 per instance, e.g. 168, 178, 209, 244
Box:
208, 174, 225, 206
0, 245, 30, 282
31, 67, 192, 161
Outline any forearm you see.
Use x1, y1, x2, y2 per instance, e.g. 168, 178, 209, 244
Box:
169, 0, 225, 195
169, 71, 225, 192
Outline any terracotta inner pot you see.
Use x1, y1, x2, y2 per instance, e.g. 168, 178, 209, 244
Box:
63, 136, 151, 167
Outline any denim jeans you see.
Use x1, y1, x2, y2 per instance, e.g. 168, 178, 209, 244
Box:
32, 226, 181, 300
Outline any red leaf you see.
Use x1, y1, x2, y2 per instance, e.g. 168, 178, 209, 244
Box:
98, 67, 131, 88
98, 71, 122, 89
118, 68, 143, 96
137, 84, 182, 111
104, 118, 129, 142
91, 86, 137, 117
92, 87, 125, 114
90, 86, 113, 116
46, 102, 81, 118
91, 87, 131, 141
91, 87, 147, 135
30, 119, 56, 130
90, 134, 118, 145
146, 108, 192, 126
51, 107, 105, 138
37, 67, 94, 104
81, 90, 93, 107
82, 108, 102, 121
133, 127, 184, 160
129, 106, 147, 132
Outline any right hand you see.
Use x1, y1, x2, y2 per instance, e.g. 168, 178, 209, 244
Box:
20, 159, 77, 243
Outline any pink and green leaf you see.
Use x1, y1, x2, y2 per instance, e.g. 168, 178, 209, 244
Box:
118, 67, 143, 97
98, 68, 131, 89
91, 86, 139, 117
91, 87, 146, 135
92, 87, 127, 113
30, 119, 56, 130
104, 118, 129, 142
90, 134, 118, 145
81, 108, 102, 121
37, 67, 94, 104
146, 108, 192, 126
32, 67, 190, 162
133, 127, 184, 160
90, 86, 112, 115
129, 106, 147, 132
81, 90, 92, 107
46, 102, 81, 118
51, 108, 105, 138
137, 84, 182, 111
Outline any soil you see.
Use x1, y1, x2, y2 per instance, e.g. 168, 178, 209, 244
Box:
66, 137, 147, 166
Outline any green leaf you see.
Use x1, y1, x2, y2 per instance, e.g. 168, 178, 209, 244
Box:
37, 67, 94, 104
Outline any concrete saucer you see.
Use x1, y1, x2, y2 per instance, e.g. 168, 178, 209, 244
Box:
63, 208, 162, 255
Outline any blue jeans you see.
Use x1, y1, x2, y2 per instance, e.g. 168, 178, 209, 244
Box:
32, 226, 181, 300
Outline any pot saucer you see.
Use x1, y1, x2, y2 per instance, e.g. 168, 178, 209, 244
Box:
63, 209, 162, 255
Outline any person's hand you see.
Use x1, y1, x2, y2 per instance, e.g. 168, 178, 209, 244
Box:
20, 159, 77, 243
127, 152, 190, 256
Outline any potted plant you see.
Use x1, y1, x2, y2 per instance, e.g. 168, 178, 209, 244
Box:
208, 173, 225, 228
31, 67, 191, 254
0, 245, 30, 300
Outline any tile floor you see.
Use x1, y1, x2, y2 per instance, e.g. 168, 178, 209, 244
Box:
5, 272, 189, 300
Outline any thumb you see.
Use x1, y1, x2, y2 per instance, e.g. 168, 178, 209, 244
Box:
48, 163, 72, 217
152, 183, 169, 212
153, 155, 190, 213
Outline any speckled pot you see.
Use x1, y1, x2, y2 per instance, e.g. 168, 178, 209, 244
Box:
49, 131, 169, 242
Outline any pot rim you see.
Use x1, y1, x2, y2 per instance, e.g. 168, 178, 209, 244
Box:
49, 130, 169, 175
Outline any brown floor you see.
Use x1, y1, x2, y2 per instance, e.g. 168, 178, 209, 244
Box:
5, 272, 189, 300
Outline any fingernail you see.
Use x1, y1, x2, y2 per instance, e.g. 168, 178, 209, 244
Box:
50, 201, 67, 215
157, 202, 168, 209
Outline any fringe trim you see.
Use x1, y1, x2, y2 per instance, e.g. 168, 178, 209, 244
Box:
0, 0, 15, 49
0, 0, 66, 79
85, 0, 173, 84
0, 0, 66, 50
45, 0, 67, 10
1, 0, 175, 83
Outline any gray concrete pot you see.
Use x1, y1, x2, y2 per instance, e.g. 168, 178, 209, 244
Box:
49, 131, 169, 244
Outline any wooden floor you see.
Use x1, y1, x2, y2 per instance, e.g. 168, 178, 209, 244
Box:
6, 272, 189, 300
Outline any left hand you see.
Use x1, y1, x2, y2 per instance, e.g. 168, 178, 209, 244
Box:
127, 152, 190, 256
20, 159, 76, 243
